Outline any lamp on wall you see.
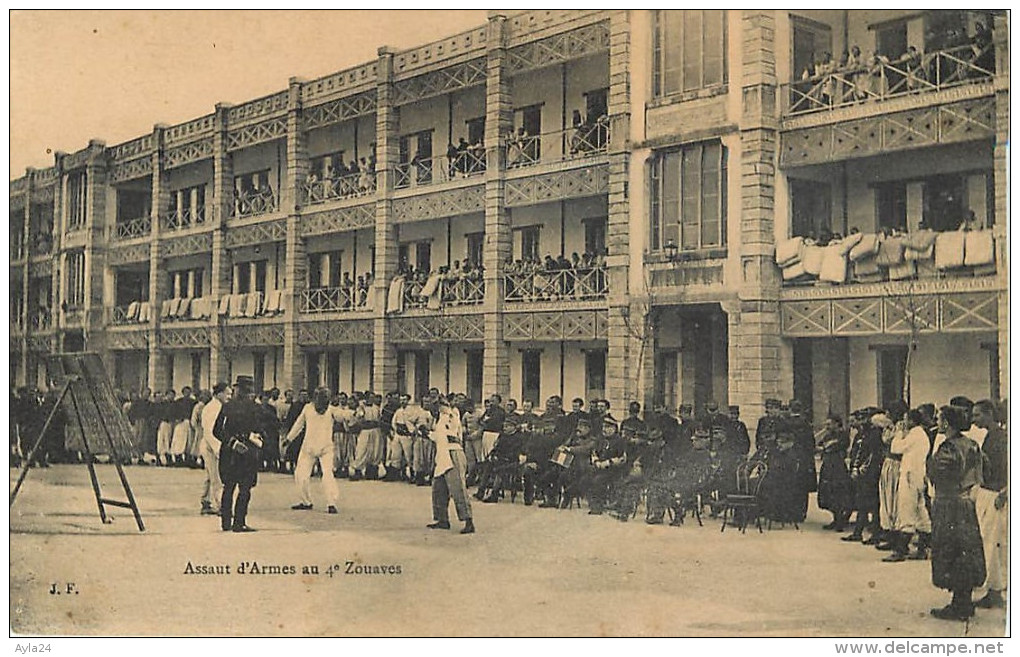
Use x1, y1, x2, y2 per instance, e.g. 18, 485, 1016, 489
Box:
663, 238, 679, 263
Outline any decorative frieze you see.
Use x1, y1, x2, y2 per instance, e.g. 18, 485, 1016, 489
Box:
108, 135, 154, 162
300, 203, 375, 237
389, 314, 485, 343
503, 310, 608, 341
301, 63, 378, 104
392, 57, 487, 106
28, 335, 52, 353
507, 10, 606, 46
392, 184, 485, 222
504, 165, 609, 207
303, 91, 377, 131
164, 115, 215, 146
107, 329, 149, 351
160, 232, 213, 258
226, 117, 288, 151
159, 326, 210, 349
222, 322, 286, 349
165, 137, 214, 169
297, 319, 374, 346
109, 156, 153, 183
227, 91, 289, 126
506, 21, 610, 74
224, 219, 288, 248
392, 27, 487, 79
107, 242, 152, 266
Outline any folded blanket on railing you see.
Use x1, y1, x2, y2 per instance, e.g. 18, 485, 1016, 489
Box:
964, 230, 994, 267
161, 299, 173, 318
935, 231, 966, 269
139, 302, 151, 323
228, 293, 245, 317
278, 290, 290, 314
127, 301, 140, 321
802, 244, 825, 276
819, 244, 848, 283
782, 261, 808, 281
386, 278, 405, 314
420, 272, 442, 298
849, 233, 881, 262
888, 261, 916, 281
776, 236, 804, 267
875, 236, 905, 266
837, 232, 864, 256
190, 297, 208, 319
169, 298, 182, 317
904, 242, 935, 261
218, 294, 231, 316
265, 289, 281, 314
852, 255, 881, 278
176, 297, 191, 318
244, 291, 263, 317
903, 229, 936, 251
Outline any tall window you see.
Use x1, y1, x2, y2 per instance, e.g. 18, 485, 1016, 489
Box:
168, 268, 205, 299
583, 217, 607, 256
650, 141, 727, 251
465, 232, 485, 268
876, 182, 908, 232
65, 250, 86, 307
518, 226, 540, 261
466, 350, 483, 403
66, 172, 87, 230
169, 184, 206, 224
585, 350, 606, 403
10, 210, 24, 260
522, 350, 542, 406
653, 10, 727, 97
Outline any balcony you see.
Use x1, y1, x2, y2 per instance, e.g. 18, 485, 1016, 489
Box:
504, 264, 607, 303
29, 308, 53, 332
505, 121, 609, 170
113, 216, 152, 241
215, 290, 288, 320
302, 171, 376, 206
232, 190, 278, 219
776, 227, 1002, 293
10, 313, 25, 335
110, 302, 152, 325
29, 234, 53, 257
160, 296, 216, 322
782, 45, 995, 118
300, 286, 372, 314
394, 148, 487, 190
160, 207, 206, 232
387, 271, 485, 313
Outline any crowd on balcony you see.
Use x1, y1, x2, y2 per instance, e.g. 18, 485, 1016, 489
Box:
504, 109, 610, 168
794, 23, 995, 110
233, 182, 277, 217
386, 260, 485, 313
777, 211, 996, 286
504, 250, 608, 302
305, 155, 377, 203
304, 272, 374, 312
444, 138, 486, 178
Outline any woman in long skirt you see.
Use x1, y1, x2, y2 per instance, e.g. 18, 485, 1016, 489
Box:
927, 405, 986, 620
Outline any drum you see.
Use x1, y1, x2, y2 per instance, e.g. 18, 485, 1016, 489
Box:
550, 446, 575, 468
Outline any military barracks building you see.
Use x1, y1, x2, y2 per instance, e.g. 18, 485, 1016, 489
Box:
9, 10, 1008, 432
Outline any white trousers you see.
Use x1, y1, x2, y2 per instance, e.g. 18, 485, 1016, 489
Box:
975, 487, 1008, 591
295, 442, 338, 507
200, 441, 222, 509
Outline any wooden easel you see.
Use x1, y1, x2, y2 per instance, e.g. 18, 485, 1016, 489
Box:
9, 353, 145, 532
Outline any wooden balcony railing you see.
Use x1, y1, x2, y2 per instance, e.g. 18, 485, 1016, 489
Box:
504, 265, 608, 303
160, 207, 206, 232
29, 309, 53, 331
394, 149, 487, 190
783, 45, 996, 117
302, 171, 376, 206
113, 215, 152, 241
505, 120, 610, 169
232, 191, 277, 218
300, 286, 370, 313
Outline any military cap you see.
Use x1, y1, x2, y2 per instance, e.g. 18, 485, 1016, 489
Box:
728, 405, 739, 413
679, 403, 693, 412
764, 398, 781, 408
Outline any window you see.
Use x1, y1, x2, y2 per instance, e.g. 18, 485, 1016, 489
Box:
325, 351, 341, 395
414, 351, 430, 403
792, 16, 832, 81
308, 251, 342, 288
234, 264, 251, 295
311, 151, 345, 179
875, 20, 908, 59
653, 10, 727, 96
876, 346, 908, 410
66, 172, 87, 230
191, 353, 202, 392
465, 232, 485, 268
585, 89, 608, 124
583, 217, 607, 256
65, 251, 86, 307
11, 210, 24, 260
168, 268, 204, 299
923, 174, 966, 232
650, 141, 727, 251
466, 350, 483, 403
791, 179, 834, 239
876, 182, 908, 232
169, 184, 206, 224
466, 117, 485, 146
415, 242, 432, 274
585, 350, 606, 403
235, 170, 271, 195
518, 226, 540, 262
654, 350, 678, 411
116, 189, 150, 224
522, 350, 541, 405
253, 352, 266, 394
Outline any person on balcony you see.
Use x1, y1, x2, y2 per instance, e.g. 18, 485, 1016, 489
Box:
970, 22, 995, 75
446, 142, 459, 180
358, 158, 372, 194
467, 138, 485, 175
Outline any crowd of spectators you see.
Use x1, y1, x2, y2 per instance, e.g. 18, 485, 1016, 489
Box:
504, 250, 607, 302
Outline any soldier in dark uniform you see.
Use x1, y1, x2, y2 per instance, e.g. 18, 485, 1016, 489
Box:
214, 375, 266, 533
474, 415, 525, 503
727, 405, 751, 457
540, 415, 595, 509
645, 413, 689, 524
753, 398, 782, 460
586, 418, 627, 515
563, 397, 589, 437
788, 399, 818, 521
524, 397, 565, 506
842, 407, 885, 542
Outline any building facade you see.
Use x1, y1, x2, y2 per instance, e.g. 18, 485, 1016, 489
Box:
9, 10, 1008, 431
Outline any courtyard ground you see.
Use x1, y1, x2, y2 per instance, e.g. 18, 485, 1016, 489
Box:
9, 464, 1008, 637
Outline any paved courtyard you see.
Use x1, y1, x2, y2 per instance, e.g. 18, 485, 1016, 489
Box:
9, 464, 1007, 637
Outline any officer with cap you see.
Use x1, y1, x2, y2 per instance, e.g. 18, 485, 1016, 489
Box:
474, 414, 525, 504
541, 414, 595, 508
587, 416, 627, 516
213, 375, 266, 532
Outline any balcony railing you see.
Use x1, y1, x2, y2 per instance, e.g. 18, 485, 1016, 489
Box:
29, 309, 53, 331
394, 149, 487, 190
160, 207, 206, 232
390, 272, 485, 313
302, 171, 376, 206
784, 45, 996, 117
504, 265, 608, 303
777, 228, 1000, 287
10, 313, 25, 334
233, 191, 278, 218
505, 120, 610, 169
11, 241, 25, 261
441, 276, 485, 307
114, 215, 152, 241
300, 286, 370, 313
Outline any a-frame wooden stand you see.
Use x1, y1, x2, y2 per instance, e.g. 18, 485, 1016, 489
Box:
10, 353, 145, 532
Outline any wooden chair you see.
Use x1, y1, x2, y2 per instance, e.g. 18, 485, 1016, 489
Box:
719, 460, 768, 534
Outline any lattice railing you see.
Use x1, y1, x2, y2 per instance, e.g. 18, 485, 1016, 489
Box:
441, 276, 485, 306
29, 309, 53, 331
783, 45, 996, 116
114, 215, 152, 241
505, 121, 610, 169
504, 265, 608, 302
233, 191, 278, 218
160, 207, 206, 232
302, 172, 376, 205
300, 286, 369, 313
394, 149, 487, 190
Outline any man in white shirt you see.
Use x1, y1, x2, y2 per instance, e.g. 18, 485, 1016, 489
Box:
199, 382, 230, 516
427, 396, 475, 534
391, 394, 420, 482
284, 387, 344, 514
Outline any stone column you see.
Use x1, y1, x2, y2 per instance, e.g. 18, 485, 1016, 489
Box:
605, 10, 634, 411
993, 14, 1009, 398
372, 47, 399, 394
51, 153, 66, 360
148, 125, 171, 390
282, 78, 309, 391
82, 141, 109, 366
17, 170, 32, 385
482, 12, 513, 399
731, 10, 786, 437
208, 103, 234, 385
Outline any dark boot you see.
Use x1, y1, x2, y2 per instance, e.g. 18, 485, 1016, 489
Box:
931, 590, 974, 620
883, 532, 911, 562
460, 519, 475, 534
975, 589, 1006, 609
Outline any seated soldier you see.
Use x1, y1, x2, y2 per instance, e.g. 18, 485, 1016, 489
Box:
669, 418, 717, 526
474, 416, 525, 503
585, 417, 628, 516
540, 415, 595, 509
614, 406, 656, 521
522, 411, 562, 506
645, 414, 687, 524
